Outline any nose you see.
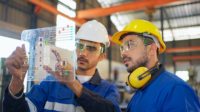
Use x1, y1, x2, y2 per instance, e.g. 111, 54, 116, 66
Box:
120, 50, 128, 58
77, 48, 88, 57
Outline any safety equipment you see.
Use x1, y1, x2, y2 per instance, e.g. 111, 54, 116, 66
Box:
76, 42, 104, 54
111, 19, 166, 53
76, 20, 110, 47
126, 64, 159, 89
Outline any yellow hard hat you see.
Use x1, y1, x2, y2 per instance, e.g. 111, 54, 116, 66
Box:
111, 19, 166, 53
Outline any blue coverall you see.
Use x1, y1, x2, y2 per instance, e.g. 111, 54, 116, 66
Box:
3, 69, 121, 112
127, 65, 200, 112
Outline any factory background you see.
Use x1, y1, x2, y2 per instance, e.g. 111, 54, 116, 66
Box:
0, 0, 200, 111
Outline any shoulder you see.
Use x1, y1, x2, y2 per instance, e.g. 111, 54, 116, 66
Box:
148, 71, 200, 110
100, 79, 116, 87
99, 80, 118, 93
156, 70, 197, 98
149, 70, 196, 97
157, 70, 189, 87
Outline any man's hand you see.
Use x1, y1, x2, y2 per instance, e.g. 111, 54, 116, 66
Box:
43, 49, 83, 97
43, 49, 75, 84
5, 44, 29, 95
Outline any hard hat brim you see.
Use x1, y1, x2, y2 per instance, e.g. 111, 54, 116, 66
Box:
111, 31, 134, 45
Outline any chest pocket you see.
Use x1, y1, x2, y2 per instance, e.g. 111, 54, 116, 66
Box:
92, 84, 110, 97
49, 84, 74, 100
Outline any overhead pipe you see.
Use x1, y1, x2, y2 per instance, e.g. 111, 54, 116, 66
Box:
77, 0, 181, 19
34, 0, 44, 14
166, 46, 200, 53
28, 0, 86, 26
173, 55, 200, 61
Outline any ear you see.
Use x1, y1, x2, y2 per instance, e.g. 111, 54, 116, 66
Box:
150, 43, 158, 55
98, 53, 106, 61
147, 43, 157, 56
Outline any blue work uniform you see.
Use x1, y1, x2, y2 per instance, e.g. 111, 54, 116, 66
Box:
3, 69, 121, 112
127, 65, 200, 112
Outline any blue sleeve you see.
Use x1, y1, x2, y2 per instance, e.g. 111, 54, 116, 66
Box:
3, 75, 53, 112
26, 80, 50, 112
76, 84, 121, 112
3, 87, 30, 112
105, 84, 121, 112
162, 85, 200, 112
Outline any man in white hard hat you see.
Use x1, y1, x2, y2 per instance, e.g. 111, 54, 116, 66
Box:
3, 20, 121, 112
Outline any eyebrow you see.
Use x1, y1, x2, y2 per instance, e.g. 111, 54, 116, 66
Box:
119, 32, 140, 41
80, 42, 100, 48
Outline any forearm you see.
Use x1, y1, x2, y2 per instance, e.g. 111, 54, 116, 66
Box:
9, 77, 24, 95
66, 80, 83, 97
66, 80, 117, 112
3, 87, 29, 112
76, 87, 115, 112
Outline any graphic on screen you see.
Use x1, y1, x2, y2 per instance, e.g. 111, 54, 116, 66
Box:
21, 26, 76, 82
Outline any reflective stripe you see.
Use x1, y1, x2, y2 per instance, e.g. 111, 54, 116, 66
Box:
76, 106, 85, 112
44, 101, 85, 112
25, 98, 37, 112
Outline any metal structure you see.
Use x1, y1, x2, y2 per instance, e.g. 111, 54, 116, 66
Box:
25, 0, 200, 61
0, 0, 200, 111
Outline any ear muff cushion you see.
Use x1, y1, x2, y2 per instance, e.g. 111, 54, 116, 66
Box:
127, 67, 151, 89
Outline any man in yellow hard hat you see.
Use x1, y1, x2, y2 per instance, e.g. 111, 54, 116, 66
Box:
111, 19, 200, 112
3, 20, 121, 112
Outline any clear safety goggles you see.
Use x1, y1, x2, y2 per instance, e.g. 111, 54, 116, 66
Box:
120, 34, 155, 53
76, 42, 104, 54
120, 40, 138, 53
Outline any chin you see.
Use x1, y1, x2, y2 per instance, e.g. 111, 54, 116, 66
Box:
127, 65, 137, 73
78, 66, 86, 71
127, 68, 133, 73
126, 66, 131, 73
77, 64, 86, 69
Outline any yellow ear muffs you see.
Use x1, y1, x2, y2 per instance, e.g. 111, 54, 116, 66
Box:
126, 67, 152, 89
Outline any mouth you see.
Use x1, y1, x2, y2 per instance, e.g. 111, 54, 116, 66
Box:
123, 57, 131, 67
123, 58, 129, 64
77, 58, 88, 64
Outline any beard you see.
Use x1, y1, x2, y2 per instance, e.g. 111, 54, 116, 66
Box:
126, 50, 148, 73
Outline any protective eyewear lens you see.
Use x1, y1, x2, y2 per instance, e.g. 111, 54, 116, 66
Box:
120, 40, 137, 52
76, 43, 102, 54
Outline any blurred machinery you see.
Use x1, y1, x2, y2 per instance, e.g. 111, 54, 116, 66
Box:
115, 81, 135, 112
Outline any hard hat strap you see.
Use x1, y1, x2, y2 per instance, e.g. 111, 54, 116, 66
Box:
142, 33, 160, 48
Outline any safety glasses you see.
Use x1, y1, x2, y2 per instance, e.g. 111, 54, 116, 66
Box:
120, 34, 154, 53
120, 40, 138, 53
76, 42, 103, 54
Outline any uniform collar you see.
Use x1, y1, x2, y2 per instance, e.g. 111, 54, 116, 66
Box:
88, 69, 102, 85
141, 64, 165, 90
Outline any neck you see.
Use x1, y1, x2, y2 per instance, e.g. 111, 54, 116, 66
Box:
146, 57, 158, 69
76, 67, 96, 76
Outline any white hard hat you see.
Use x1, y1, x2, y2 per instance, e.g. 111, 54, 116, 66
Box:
76, 20, 110, 47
